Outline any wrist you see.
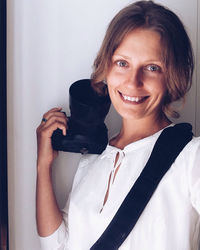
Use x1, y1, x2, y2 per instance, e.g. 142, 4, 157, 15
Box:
37, 162, 52, 175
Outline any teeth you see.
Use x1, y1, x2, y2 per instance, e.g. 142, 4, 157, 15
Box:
122, 94, 143, 102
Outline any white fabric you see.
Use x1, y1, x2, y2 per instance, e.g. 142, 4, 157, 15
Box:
39, 128, 200, 250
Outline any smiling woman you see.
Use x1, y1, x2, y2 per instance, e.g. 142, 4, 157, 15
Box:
106, 29, 168, 132
0, 0, 8, 250
4, 0, 199, 249
91, 2, 194, 120
36, 1, 200, 250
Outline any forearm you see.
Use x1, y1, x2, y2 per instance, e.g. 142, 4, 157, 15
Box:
36, 164, 63, 237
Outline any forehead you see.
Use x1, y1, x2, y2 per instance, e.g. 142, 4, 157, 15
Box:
114, 28, 163, 61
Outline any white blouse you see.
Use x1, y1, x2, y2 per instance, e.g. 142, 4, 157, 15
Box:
39, 128, 200, 250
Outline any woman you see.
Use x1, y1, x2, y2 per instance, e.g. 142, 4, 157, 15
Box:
36, 1, 200, 249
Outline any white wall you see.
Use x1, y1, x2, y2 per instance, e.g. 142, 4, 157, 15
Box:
7, 0, 199, 249
196, 0, 200, 135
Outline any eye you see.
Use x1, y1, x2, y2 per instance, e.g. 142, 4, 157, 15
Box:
145, 64, 161, 72
116, 60, 128, 68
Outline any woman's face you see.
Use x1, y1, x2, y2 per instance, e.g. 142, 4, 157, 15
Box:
106, 28, 167, 122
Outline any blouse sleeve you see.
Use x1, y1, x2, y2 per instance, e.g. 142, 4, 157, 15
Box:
38, 154, 97, 250
39, 221, 68, 250
38, 196, 70, 250
188, 137, 200, 214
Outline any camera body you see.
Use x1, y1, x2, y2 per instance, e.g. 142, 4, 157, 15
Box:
51, 79, 111, 154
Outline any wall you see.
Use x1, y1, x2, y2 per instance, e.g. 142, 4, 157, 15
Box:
7, 0, 199, 249
196, 0, 200, 135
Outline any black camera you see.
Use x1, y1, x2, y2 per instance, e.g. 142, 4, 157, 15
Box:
51, 79, 111, 154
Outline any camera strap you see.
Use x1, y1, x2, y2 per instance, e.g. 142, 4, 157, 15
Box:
90, 123, 193, 250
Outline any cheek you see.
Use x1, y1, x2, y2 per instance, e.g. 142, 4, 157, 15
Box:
106, 67, 126, 86
107, 83, 120, 106
145, 76, 167, 96
107, 85, 116, 101
106, 75, 120, 90
157, 78, 168, 96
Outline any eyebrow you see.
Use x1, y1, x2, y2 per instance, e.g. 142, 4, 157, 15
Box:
112, 54, 131, 60
112, 54, 163, 64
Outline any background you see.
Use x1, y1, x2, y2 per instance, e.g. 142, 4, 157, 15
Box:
7, 0, 200, 249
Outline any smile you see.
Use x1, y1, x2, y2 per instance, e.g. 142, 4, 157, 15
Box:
120, 92, 149, 103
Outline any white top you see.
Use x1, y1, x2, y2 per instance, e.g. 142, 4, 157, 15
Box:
39, 127, 200, 250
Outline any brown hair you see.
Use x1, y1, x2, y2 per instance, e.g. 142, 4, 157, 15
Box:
91, 0, 194, 118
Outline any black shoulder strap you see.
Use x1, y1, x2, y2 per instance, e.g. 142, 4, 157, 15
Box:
90, 123, 193, 250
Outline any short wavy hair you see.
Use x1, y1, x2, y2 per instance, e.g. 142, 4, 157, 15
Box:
91, 0, 194, 118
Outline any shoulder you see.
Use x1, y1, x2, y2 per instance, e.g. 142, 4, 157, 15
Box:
175, 136, 200, 185
180, 136, 200, 158
182, 136, 200, 213
174, 136, 200, 169
187, 136, 200, 147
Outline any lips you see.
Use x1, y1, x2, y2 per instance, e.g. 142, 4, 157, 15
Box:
119, 91, 149, 104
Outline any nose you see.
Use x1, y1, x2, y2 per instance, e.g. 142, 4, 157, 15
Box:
125, 68, 143, 88
129, 68, 143, 87
122, 69, 143, 89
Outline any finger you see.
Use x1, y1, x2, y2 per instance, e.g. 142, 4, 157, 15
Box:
43, 120, 67, 137
47, 107, 62, 113
41, 110, 67, 125
46, 111, 67, 121
37, 113, 68, 134
43, 107, 62, 120
42, 115, 68, 128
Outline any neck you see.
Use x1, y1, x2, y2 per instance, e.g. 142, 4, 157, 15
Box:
109, 114, 171, 149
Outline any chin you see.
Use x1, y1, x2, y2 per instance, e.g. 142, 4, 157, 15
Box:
117, 109, 145, 121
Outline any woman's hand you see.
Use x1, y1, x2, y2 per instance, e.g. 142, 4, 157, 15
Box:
36, 107, 67, 236
36, 107, 67, 168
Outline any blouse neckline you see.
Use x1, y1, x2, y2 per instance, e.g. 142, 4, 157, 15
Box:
106, 123, 174, 154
